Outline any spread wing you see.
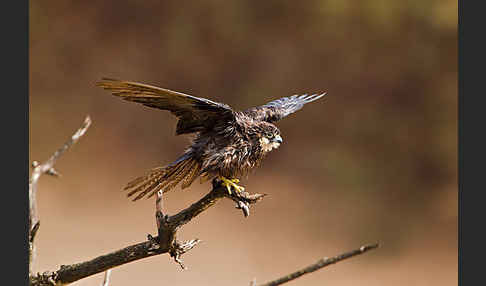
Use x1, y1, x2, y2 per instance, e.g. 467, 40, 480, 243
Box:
96, 78, 235, 135
244, 93, 327, 123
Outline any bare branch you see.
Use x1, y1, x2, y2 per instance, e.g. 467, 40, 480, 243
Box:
154, 190, 202, 269
28, 115, 379, 286
167, 179, 267, 229
30, 181, 266, 286
256, 243, 380, 286
29, 115, 92, 276
170, 239, 202, 270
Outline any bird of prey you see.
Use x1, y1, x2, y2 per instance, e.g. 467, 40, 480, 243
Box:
97, 78, 326, 201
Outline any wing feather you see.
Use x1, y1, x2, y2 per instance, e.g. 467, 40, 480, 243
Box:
96, 78, 235, 135
243, 93, 327, 122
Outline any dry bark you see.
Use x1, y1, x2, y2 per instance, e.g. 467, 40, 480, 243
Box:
29, 116, 92, 276
29, 115, 378, 286
255, 243, 379, 286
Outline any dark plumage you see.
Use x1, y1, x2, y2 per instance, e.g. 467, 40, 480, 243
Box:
97, 78, 326, 200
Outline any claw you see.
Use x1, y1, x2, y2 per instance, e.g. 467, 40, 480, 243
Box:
219, 176, 245, 194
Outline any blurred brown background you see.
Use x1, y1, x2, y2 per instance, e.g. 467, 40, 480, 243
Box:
29, 1, 457, 285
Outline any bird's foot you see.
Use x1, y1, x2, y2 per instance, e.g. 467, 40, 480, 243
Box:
219, 176, 245, 195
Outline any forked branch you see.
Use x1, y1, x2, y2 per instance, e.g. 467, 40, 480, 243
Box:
30, 171, 266, 286
29, 115, 92, 276
28, 115, 379, 286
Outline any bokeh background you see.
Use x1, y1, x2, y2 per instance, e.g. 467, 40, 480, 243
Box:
29, 1, 457, 285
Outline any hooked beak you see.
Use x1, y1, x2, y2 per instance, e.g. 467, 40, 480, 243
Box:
273, 135, 283, 144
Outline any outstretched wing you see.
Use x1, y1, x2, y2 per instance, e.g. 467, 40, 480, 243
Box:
96, 78, 235, 135
244, 93, 326, 123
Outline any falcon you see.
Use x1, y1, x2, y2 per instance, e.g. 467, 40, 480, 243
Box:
97, 78, 326, 201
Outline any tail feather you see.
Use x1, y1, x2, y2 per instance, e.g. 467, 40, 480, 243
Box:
126, 176, 160, 198
125, 155, 201, 201
124, 166, 164, 190
126, 167, 173, 198
130, 162, 187, 200
131, 179, 162, 201
181, 161, 201, 189
160, 159, 196, 194
144, 159, 192, 199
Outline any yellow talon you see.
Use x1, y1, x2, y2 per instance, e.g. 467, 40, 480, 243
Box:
219, 176, 245, 194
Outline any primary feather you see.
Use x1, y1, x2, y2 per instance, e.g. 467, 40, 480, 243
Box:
244, 93, 327, 123
96, 78, 234, 135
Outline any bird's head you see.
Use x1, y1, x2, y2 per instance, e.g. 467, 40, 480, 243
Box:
255, 122, 282, 153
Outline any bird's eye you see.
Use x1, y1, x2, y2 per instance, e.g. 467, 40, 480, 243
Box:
265, 132, 273, 138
